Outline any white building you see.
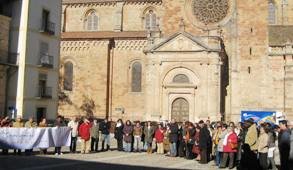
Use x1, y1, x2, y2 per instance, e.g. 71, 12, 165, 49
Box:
1, 0, 61, 122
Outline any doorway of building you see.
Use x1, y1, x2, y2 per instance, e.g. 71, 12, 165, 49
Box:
171, 98, 189, 122
36, 107, 46, 124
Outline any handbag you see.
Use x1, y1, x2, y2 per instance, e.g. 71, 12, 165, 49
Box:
229, 142, 238, 150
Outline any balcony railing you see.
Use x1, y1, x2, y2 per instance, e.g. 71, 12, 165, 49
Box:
37, 86, 52, 98
38, 53, 54, 68
0, 53, 19, 67
40, 19, 55, 35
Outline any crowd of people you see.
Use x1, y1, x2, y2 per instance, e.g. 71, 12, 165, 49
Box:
1, 115, 293, 170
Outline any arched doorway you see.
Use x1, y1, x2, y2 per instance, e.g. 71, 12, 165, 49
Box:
171, 98, 189, 122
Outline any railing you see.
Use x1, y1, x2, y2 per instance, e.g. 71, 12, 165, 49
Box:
38, 53, 54, 68
40, 19, 55, 35
37, 86, 52, 98
0, 53, 19, 66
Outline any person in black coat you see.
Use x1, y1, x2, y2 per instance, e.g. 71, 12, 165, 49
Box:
168, 119, 179, 157
278, 120, 291, 170
99, 118, 111, 151
115, 119, 124, 151
199, 120, 211, 164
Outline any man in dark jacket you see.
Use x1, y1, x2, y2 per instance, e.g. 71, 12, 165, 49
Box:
278, 120, 291, 170
168, 119, 179, 157
199, 120, 211, 164
99, 118, 111, 151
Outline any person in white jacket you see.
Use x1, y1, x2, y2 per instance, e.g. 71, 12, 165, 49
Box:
68, 116, 79, 153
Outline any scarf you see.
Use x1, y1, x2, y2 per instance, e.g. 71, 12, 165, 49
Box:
223, 132, 232, 146
116, 122, 122, 127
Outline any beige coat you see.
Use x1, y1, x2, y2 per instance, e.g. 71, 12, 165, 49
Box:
258, 132, 268, 153
245, 123, 258, 151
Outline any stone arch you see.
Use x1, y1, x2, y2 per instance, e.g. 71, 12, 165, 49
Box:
141, 6, 159, 30
171, 97, 189, 122
162, 66, 200, 87
60, 57, 77, 91
83, 9, 99, 31
129, 60, 143, 92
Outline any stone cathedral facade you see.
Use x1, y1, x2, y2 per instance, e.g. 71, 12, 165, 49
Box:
59, 0, 293, 122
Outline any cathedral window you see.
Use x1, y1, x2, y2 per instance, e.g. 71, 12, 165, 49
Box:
131, 62, 142, 92
63, 61, 73, 91
145, 10, 157, 30
268, 1, 276, 24
85, 10, 98, 31
173, 74, 190, 84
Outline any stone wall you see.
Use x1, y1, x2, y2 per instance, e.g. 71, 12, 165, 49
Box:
59, 0, 293, 122
0, 15, 10, 115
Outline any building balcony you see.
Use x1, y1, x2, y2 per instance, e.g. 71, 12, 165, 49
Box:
38, 54, 54, 68
40, 20, 55, 35
37, 86, 52, 99
0, 53, 19, 67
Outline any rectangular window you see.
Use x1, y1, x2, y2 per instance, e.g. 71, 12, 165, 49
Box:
42, 10, 50, 31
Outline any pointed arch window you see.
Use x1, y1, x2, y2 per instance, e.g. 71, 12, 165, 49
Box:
268, 1, 276, 24
85, 10, 98, 31
63, 61, 73, 91
145, 10, 157, 30
131, 62, 142, 92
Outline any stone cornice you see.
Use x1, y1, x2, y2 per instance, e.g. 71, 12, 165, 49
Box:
61, 31, 148, 40
62, 0, 162, 7
61, 40, 109, 52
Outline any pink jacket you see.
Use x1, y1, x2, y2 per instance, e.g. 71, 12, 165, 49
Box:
223, 132, 238, 153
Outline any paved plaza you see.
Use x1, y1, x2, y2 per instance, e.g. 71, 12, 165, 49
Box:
0, 148, 235, 170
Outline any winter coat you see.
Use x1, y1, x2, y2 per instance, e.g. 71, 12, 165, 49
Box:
90, 123, 99, 139
245, 123, 258, 151
199, 125, 211, 149
144, 126, 155, 143
133, 126, 142, 136
155, 128, 165, 143
258, 132, 269, 153
79, 122, 92, 141
123, 125, 133, 143
268, 131, 276, 148
223, 132, 238, 153
186, 127, 196, 144
289, 128, 293, 160
13, 121, 24, 128
278, 129, 291, 157
99, 121, 110, 135
169, 123, 179, 143
218, 129, 228, 152
115, 124, 124, 140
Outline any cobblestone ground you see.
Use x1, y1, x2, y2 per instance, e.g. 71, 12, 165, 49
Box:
0, 140, 235, 170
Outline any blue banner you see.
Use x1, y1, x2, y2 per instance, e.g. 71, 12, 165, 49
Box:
241, 111, 276, 124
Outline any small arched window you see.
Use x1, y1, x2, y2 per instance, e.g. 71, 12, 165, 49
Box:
145, 10, 157, 30
63, 61, 73, 91
173, 74, 189, 83
131, 62, 142, 92
268, 1, 276, 24
85, 10, 98, 31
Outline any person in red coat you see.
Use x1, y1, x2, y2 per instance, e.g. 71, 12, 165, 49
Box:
79, 118, 92, 154
220, 126, 238, 169
154, 124, 165, 154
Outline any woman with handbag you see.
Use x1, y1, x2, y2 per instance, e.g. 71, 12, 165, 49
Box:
220, 126, 238, 169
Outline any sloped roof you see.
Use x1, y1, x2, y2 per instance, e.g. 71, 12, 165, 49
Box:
269, 25, 293, 46
62, 0, 161, 4
145, 31, 221, 53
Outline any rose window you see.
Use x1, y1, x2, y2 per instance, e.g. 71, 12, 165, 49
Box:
193, 0, 229, 24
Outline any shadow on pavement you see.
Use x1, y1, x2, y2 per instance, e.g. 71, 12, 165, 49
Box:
0, 153, 178, 170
